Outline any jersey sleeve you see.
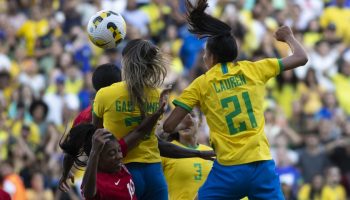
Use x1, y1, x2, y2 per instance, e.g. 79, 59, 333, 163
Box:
93, 89, 105, 118
173, 76, 203, 112
252, 58, 284, 83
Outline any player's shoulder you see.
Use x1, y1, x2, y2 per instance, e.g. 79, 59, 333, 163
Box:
236, 58, 277, 66
191, 74, 206, 85
73, 106, 92, 126
97, 82, 126, 97
236, 58, 280, 73
100, 82, 125, 92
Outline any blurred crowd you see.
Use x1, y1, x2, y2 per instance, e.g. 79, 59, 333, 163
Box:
0, 0, 350, 199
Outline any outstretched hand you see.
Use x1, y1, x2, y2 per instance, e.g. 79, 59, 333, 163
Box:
274, 26, 294, 43
59, 171, 75, 192
157, 85, 172, 114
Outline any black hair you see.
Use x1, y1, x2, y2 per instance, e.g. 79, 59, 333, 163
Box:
59, 124, 117, 168
59, 124, 96, 168
92, 63, 122, 91
29, 100, 49, 120
186, 0, 238, 63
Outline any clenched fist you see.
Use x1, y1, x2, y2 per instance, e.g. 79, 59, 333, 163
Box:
274, 26, 294, 43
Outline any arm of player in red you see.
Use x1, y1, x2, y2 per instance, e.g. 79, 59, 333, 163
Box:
158, 138, 215, 160
82, 129, 112, 199
121, 87, 171, 152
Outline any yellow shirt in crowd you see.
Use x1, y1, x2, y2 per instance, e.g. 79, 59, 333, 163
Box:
332, 73, 350, 115
17, 19, 50, 56
320, 6, 350, 44
321, 185, 346, 200
298, 184, 346, 200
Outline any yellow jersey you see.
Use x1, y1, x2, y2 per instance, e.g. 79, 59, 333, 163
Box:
16, 19, 50, 55
332, 73, 350, 115
298, 184, 321, 200
321, 185, 346, 200
174, 59, 283, 165
320, 6, 350, 44
93, 82, 161, 164
161, 140, 213, 200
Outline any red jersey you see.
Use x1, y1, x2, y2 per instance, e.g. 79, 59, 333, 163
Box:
72, 105, 128, 156
83, 166, 137, 200
73, 106, 92, 126
0, 189, 10, 200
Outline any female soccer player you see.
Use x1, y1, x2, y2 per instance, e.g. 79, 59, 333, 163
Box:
162, 111, 213, 200
163, 0, 308, 199
60, 97, 166, 199
92, 39, 168, 199
82, 128, 135, 200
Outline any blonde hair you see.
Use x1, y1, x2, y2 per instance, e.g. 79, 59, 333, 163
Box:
122, 39, 167, 117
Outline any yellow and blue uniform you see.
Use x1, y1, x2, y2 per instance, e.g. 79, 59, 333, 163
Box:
93, 81, 167, 200
173, 58, 284, 199
162, 140, 213, 200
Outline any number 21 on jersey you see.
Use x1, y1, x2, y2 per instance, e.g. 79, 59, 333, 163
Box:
220, 91, 257, 135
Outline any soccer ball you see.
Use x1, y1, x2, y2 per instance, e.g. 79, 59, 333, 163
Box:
87, 10, 126, 49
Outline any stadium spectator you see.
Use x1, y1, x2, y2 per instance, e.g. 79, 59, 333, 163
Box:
0, 0, 349, 199
298, 132, 330, 183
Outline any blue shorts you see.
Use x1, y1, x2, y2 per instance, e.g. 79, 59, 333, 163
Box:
198, 160, 284, 200
126, 162, 168, 200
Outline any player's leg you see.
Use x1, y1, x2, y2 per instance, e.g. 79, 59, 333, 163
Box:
247, 160, 284, 200
197, 160, 249, 200
142, 162, 168, 200
125, 163, 146, 199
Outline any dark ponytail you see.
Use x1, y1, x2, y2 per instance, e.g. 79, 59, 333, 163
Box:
59, 124, 97, 168
186, 0, 238, 62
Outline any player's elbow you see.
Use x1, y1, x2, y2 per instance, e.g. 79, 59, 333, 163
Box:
299, 56, 308, 66
292, 55, 308, 68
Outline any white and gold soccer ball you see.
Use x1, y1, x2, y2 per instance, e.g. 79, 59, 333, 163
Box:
87, 10, 126, 49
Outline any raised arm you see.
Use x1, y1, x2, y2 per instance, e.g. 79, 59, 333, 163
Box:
158, 138, 215, 160
82, 129, 111, 199
122, 87, 171, 151
274, 26, 308, 71
122, 104, 165, 151
163, 106, 189, 133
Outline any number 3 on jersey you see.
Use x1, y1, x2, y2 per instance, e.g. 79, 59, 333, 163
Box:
220, 91, 257, 135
